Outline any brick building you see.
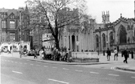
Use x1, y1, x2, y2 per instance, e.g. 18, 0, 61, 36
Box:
0, 8, 20, 43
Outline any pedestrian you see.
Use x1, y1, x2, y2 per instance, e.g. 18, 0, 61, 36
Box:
131, 50, 134, 59
123, 49, 129, 64
39, 48, 44, 60
53, 48, 57, 61
67, 49, 72, 62
43, 48, 46, 60
19, 45, 23, 58
114, 48, 118, 61
106, 48, 111, 61
33, 49, 37, 59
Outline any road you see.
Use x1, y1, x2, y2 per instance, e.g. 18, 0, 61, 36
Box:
1, 56, 135, 84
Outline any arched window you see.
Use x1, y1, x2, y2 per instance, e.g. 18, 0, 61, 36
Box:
96, 35, 99, 48
102, 33, 106, 48
119, 25, 127, 44
110, 32, 114, 47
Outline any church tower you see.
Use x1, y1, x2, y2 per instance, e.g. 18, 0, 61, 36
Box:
102, 11, 110, 24
102, 11, 106, 23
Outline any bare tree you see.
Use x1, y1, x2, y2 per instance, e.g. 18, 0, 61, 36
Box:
26, 0, 88, 49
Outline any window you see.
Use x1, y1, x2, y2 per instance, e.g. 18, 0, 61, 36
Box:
102, 33, 106, 47
10, 33, 15, 41
2, 21, 6, 28
110, 32, 114, 46
96, 35, 99, 48
10, 21, 15, 29
11, 15, 14, 19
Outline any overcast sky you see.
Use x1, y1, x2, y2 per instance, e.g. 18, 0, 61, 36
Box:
0, 0, 134, 23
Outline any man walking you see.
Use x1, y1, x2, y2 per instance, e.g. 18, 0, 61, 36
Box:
123, 49, 129, 63
106, 48, 111, 61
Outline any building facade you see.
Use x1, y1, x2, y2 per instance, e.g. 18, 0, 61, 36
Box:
94, 12, 135, 51
59, 8, 95, 52
18, 6, 31, 42
0, 8, 20, 43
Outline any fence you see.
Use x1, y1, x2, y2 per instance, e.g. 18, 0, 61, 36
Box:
72, 52, 98, 59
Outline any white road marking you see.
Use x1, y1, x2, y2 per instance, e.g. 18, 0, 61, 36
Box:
90, 71, 99, 74
52, 67, 57, 68
75, 70, 83, 72
44, 66, 48, 67
131, 76, 135, 78
48, 78, 69, 84
63, 68, 69, 70
12, 70, 23, 74
108, 74, 119, 76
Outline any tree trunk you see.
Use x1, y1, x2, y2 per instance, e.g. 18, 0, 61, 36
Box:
54, 36, 60, 50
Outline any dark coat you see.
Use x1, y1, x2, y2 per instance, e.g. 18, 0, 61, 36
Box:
123, 50, 129, 58
106, 50, 111, 56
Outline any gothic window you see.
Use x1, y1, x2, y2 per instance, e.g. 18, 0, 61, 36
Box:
128, 37, 130, 43
2, 21, 6, 28
110, 32, 114, 47
96, 35, 99, 48
119, 25, 127, 44
10, 21, 15, 29
102, 33, 106, 48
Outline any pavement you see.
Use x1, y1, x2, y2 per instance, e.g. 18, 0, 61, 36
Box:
0, 52, 135, 72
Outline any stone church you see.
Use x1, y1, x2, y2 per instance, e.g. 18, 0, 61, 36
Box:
94, 11, 135, 52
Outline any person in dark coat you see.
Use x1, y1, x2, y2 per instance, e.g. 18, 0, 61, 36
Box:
106, 48, 111, 61
123, 49, 129, 63
131, 50, 134, 59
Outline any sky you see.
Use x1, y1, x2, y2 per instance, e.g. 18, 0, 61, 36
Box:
0, 0, 134, 23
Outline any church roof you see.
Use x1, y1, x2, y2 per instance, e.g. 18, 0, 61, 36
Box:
112, 16, 135, 26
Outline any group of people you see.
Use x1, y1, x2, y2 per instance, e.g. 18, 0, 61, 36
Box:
105, 48, 134, 63
33, 47, 73, 62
